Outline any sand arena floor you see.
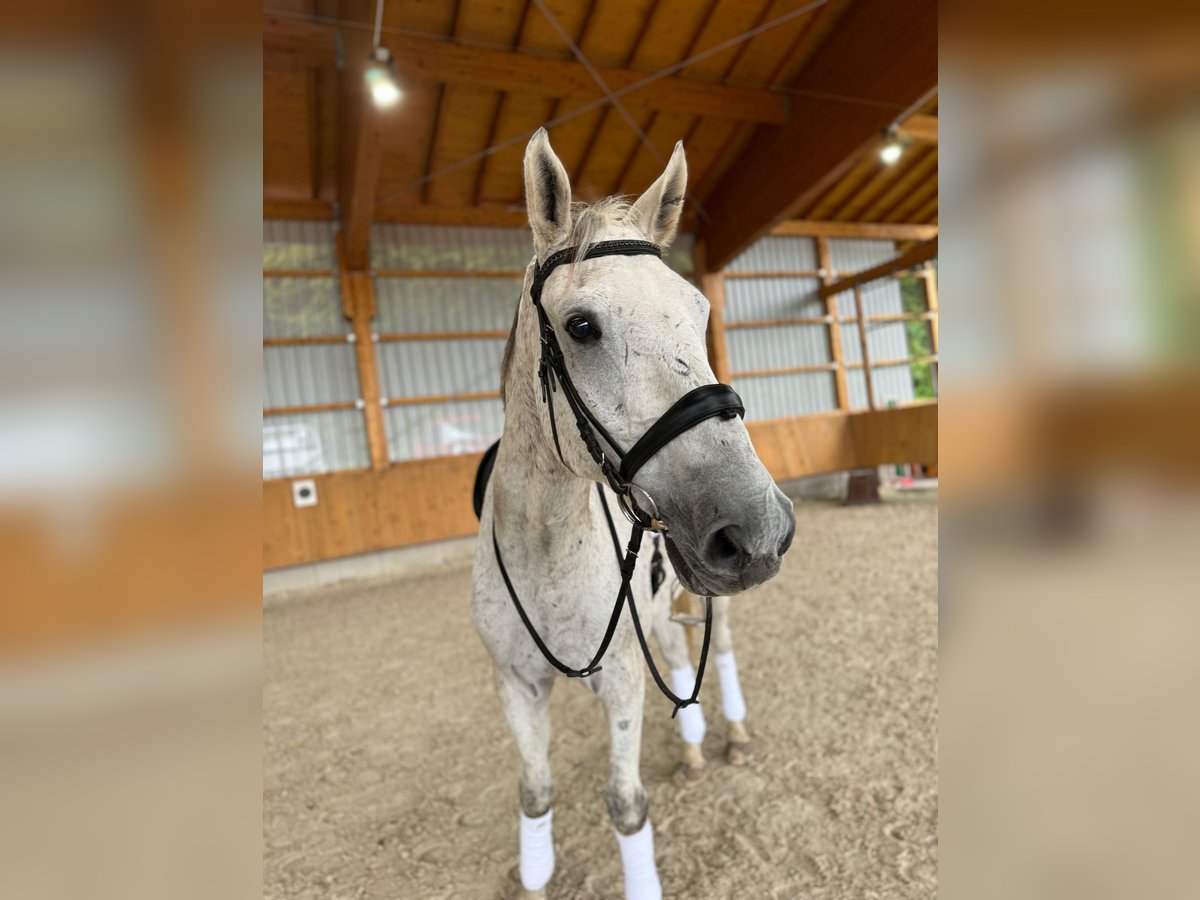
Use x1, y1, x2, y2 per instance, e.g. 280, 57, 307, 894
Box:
264, 495, 938, 899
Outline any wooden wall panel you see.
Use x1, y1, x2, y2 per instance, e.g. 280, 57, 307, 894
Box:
265, 404, 938, 569
746, 413, 858, 480
747, 403, 938, 482
264, 453, 485, 569
847, 403, 938, 469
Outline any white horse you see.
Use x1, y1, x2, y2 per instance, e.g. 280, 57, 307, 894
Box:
472, 129, 795, 900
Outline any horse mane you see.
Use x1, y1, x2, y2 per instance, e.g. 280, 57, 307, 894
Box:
500, 197, 636, 403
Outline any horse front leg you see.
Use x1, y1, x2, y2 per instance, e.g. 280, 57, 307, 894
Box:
650, 591, 707, 781
711, 595, 751, 765
596, 659, 662, 900
495, 666, 556, 898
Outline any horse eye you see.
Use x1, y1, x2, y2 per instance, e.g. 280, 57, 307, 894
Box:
566, 316, 598, 342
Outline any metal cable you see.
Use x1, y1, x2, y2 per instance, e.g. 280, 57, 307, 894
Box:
531, 0, 712, 223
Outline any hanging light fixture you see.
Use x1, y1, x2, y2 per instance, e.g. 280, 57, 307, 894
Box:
365, 46, 401, 108
879, 126, 904, 165
365, 0, 401, 108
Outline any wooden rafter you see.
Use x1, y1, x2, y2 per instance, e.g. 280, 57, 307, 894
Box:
264, 14, 790, 125
898, 113, 938, 144
264, 197, 335, 220
336, 1, 388, 270
818, 237, 939, 298
772, 220, 937, 241
373, 202, 527, 228
696, 0, 937, 270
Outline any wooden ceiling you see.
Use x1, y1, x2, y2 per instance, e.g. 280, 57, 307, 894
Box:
264, 0, 937, 267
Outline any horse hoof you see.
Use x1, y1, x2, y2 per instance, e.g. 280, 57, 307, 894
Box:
672, 759, 706, 787
726, 740, 751, 766
509, 864, 549, 899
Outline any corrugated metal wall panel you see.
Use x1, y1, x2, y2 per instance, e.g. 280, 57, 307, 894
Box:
263, 220, 338, 269
837, 316, 913, 364
721, 234, 922, 416
726, 236, 817, 272
833, 281, 910, 341
724, 277, 824, 322
827, 238, 898, 275
866, 320, 912, 362
846, 363, 918, 410
872, 364, 918, 408
727, 325, 830, 371
262, 410, 369, 477
830, 278, 909, 319
732, 372, 838, 420
262, 221, 370, 478
385, 399, 504, 462
370, 223, 533, 270
263, 344, 361, 408
376, 339, 506, 399
373, 276, 519, 333
263, 277, 349, 339
839, 321, 863, 363
846, 368, 869, 410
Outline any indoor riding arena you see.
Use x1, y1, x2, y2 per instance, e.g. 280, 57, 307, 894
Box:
264, 1, 938, 897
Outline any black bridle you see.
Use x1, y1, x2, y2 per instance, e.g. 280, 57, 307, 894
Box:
491, 239, 745, 716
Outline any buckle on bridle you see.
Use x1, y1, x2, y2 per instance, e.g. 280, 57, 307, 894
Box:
617, 483, 668, 533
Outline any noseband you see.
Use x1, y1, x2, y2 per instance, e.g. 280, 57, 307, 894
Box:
489, 239, 746, 716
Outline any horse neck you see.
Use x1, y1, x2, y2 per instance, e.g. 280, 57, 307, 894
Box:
495, 279, 593, 526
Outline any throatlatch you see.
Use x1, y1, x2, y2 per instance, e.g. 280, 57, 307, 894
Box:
487, 239, 744, 716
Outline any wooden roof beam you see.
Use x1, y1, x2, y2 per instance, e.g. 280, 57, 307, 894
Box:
335, 2, 387, 271
264, 14, 789, 125
374, 203, 528, 228
898, 113, 938, 144
264, 197, 336, 220
818, 237, 938, 298
695, 0, 937, 270
772, 221, 938, 241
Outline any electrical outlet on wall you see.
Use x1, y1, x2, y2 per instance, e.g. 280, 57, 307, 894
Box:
292, 479, 318, 508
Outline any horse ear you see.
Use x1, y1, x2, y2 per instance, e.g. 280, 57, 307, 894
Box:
630, 141, 687, 247
524, 128, 573, 256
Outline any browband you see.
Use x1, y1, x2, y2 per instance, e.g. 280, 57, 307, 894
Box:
531, 239, 663, 305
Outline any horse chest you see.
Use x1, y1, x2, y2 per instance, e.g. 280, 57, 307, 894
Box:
472, 511, 651, 669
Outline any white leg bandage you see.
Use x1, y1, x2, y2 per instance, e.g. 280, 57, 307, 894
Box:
615, 819, 662, 900
715, 651, 747, 722
670, 665, 707, 745
519, 808, 555, 891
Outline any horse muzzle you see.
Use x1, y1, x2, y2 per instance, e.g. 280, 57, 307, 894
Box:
663, 483, 795, 596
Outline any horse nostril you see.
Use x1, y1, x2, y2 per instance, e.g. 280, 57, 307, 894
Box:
777, 518, 796, 557
706, 525, 748, 571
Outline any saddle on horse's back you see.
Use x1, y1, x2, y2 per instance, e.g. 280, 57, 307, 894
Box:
472, 439, 501, 520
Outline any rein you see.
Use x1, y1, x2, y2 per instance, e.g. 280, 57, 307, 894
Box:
490, 239, 743, 716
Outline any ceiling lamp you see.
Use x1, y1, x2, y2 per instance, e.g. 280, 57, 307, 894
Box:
365, 0, 400, 109
365, 46, 401, 108
879, 127, 904, 165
